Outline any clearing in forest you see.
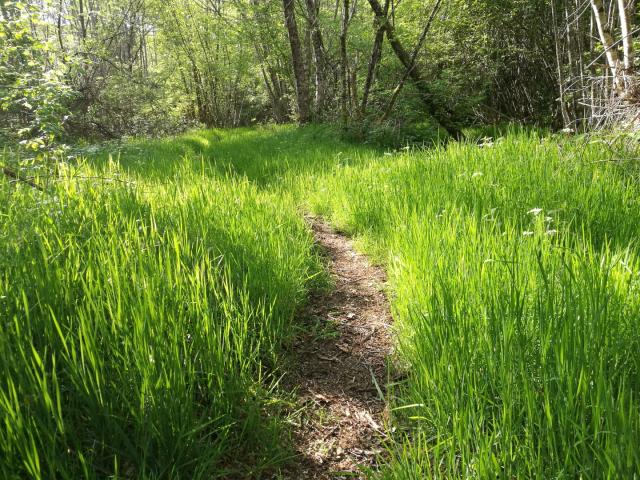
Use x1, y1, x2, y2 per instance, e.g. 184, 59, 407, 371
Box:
3, 126, 640, 478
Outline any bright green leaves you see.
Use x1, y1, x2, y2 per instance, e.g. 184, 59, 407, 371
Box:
0, 1, 73, 155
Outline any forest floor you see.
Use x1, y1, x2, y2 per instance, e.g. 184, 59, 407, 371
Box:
281, 218, 393, 479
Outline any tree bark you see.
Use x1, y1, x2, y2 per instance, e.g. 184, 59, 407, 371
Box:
366, 0, 462, 138
57, 0, 65, 52
360, 1, 389, 115
283, 0, 312, 123
380, 0, 442, 122
591, 0, 623, 93
551, 0, 571, 126
350, 53, 359, 110
617, 0, 634, 74
304, 0, 327, 115
78, 0, 87, 40
340, 0, 350, 123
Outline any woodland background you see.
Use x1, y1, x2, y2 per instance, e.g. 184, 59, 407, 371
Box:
1, 0, 638, 153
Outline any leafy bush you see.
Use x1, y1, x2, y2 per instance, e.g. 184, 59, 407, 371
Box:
0, 2, 73, 154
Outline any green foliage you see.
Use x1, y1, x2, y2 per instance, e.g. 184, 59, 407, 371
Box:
3, 125, 640, 477
151, 0, 274, 128
0, 133, 323, 478
306, 129, 640, 478
78, 71, 194, 138
0, 0, 569, 146
343, 115, 447, 148
0, 1, 73, 152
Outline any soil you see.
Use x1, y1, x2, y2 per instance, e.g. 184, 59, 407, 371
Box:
281, 217, 394, 479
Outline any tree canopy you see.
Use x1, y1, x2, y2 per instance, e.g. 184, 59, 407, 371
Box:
1, 0, 638, 148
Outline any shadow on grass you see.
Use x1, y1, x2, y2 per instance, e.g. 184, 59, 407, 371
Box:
88, 124, 382, 186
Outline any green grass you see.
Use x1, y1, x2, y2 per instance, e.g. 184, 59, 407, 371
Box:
2, 125, 640, 478
0, 136, 324, 478
305, 131, 640, 478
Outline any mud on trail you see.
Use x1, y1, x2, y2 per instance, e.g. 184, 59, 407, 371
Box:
282, 218, 394, 479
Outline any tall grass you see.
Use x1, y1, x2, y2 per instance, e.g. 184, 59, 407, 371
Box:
306, 131, 640, 477
0, 148, 322, 478
2, 125, 639, 478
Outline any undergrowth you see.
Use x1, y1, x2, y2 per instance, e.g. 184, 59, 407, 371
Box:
306, 131, 640, 478
0, 139, 323, 478
2, 124, 639, 478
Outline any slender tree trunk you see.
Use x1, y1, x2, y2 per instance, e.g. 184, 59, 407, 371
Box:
366, 0, 461, 138
191, 62, 207, 125
57, 0, 65, 52
304, 0, 327, 115
563, 4, 578, 121
283, 0, 312, 123
260, 64, 285, 122
304, 19, 313, 86
78, 0, 87, 40
617, 0, 634, 75
573, 0, 588, 127
350, 52, 359, 109
380, 0, 442, 122
340, 0, 350, 123
271, 68, 288, 120
360, 1, 389, 115
591, 0, 623, 93
552, 0, 571, 126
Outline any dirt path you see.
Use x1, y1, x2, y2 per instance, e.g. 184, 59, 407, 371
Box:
282, 218, 393, 479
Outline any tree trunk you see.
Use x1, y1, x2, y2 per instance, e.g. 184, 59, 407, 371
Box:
57, 0, 65, 52
78, 0, 87, 40
350, 53, 359, 110
366, 0, 461, 138
380, 0, 442, 122
304, 0, 327, 115
552, 0, 571, 126
340, 0, 350, 123
283, 0, 312, 123
617, 0, 634, 75
360, 0, 389, 115
258, 62, 288, 123
591, 0, 623, 93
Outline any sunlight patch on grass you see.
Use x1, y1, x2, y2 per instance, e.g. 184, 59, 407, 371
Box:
2, 125, 639, 478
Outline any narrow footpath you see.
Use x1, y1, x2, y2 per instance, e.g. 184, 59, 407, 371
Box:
283, 218, 394, 479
